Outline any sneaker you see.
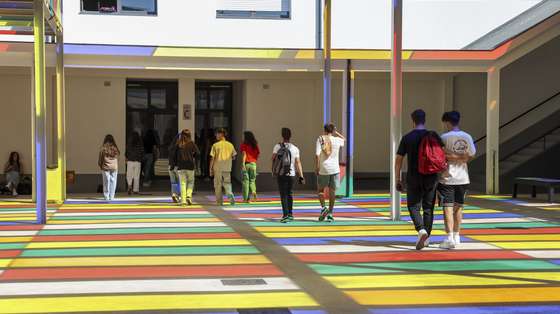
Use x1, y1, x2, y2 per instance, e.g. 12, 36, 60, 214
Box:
171, 194, 179, 203
252, 193, 258, 202
326, 214, 334, 222
439, 239, 456, 249
186, 198, 192, 206
280, 216, 290, 223
127, 187, 132, 195
424, 237, 431, 247
416, 229, 429, 250
12, 190, 18, 197
228, 195, 236, 206
318, 207, 329, 221
454, 234, 461, 245
288, 215, 294, 221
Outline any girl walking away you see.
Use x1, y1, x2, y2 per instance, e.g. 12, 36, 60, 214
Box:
98, 134, 120, 201
169, 129, 200, 206
4, 152, 22, 196
125, 131, 144, 195
241, 131, 260, 202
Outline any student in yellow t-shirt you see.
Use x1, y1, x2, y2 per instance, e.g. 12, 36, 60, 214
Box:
209, 128, 237, 205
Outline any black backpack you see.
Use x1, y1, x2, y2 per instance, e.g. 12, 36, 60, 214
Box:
272, 143, 292, 176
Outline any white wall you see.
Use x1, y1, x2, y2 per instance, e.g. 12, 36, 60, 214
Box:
63, 0, 540, 50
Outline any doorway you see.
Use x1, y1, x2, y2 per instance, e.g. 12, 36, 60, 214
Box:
195, 81, 233, 179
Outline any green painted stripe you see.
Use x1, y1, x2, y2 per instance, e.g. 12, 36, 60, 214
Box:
309, 263, 402, 275
52, 214, 214, 220
249, 221, 410, 226
353, 260, 560, 272
0, 243, 27, 250
21, 246, 259, 257
38, 227, 234, 236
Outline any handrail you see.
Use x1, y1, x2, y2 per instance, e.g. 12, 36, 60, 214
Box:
475, 90, 560, 144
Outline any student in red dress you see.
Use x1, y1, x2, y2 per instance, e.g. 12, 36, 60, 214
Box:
240, 131, 260, 202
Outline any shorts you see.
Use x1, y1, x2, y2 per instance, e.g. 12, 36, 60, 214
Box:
318, 173, 340, 191
438, 184, 469, 207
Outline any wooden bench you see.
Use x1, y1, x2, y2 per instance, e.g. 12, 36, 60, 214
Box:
513, 177, 560, 203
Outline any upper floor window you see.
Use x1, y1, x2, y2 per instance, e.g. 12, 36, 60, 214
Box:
82, 0, 157, 15
217, 0, 290, 19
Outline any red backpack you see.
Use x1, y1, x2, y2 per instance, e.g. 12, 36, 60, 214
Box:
418, 131, 447, 175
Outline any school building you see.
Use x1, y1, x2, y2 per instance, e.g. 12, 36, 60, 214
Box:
1, 1, 560, 202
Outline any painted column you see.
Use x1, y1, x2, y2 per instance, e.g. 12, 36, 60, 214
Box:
56, 34, 66, 201
347, 63, 355, 197
33, 0, 47, 224
390, 0, 403, 221
323, 0, 331, 124
486, 67, 500, 195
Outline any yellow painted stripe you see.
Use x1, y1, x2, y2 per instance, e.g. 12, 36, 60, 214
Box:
47, 218, 220, 224
10, 255, 270, 268
26, 238, 250, 249
326, 274, 538, 289
0, 292, 317, 313
154, 47, 285, 59
491, 242, 560, 249
294, 50, 317, 59
471, 235, 560, 241
263, 230, 446, 238
348, 287, 560, 306
0, 259, 12, 267
0, 237, 33, 243
477, 272, 560, 282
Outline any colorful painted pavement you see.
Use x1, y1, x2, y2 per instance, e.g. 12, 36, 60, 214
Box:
0, 194, 559, 313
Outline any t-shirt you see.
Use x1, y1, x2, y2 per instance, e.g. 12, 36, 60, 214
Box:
397, 129, 429, 177
439, 130, 476, 185
240, 143, 260, 163
316, 136, 345, 175
273, 143, 300, 177
210, 139, 237, 172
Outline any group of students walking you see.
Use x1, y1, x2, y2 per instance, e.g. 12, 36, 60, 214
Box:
395, 109, 475, 250
97, 109, 474, 249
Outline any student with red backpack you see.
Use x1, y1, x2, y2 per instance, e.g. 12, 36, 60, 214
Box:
395, 109, 446, 250
272, 128, 305, 223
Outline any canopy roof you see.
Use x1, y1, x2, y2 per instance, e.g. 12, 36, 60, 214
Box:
0, 0, 62, 36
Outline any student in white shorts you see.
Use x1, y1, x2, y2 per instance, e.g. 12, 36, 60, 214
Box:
438, 111, 476, 249
315, 123, 345, 222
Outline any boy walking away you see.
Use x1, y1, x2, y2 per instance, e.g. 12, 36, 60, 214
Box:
395, 109, 445, 250
169, 129, 200, 206
316, 124, 345, 222
272, 128, 305, 223
438, 111, 476, 249
210, 128, 237, 206
125, 131, 144, 195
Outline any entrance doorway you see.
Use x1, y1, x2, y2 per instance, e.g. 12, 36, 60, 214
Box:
126, 79, 178, 184
195, 81, 233, 178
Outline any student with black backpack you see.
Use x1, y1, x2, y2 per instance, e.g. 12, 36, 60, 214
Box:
395, 109, 446, 250
272, 128, 305, 223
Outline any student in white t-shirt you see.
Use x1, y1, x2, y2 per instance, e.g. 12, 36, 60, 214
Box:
438, 111, 476, 249
315, 123, 345, 222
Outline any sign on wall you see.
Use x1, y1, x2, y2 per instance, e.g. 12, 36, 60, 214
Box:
183, 104, 192, 120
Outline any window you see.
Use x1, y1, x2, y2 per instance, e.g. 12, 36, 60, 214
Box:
217, 0, 290, 19
81, 0, 157, 15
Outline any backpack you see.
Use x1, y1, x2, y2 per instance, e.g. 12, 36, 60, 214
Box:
418, 131, 447, 175
272, 143, 292, 176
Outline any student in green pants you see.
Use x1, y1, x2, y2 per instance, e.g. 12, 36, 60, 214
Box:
240, 131, 260, 202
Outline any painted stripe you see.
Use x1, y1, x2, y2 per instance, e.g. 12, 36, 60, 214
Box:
0, 277, 299, 296
263, 230, 446, 237
0, 231, 38, 236
353, 260, 560, 272
0, 292, 318, 313
0, 265, 283, 280
326, 273, 538, 289
0, 250, 21, 258
310, 264, 402, 275
371, 305, 560, 314
477, 272, 560, 282
470, 234, 560, 241
42, 222, 227, 229
9, 255, 270, 267
297, 250, 529, 263
39, 226, 233, 235
348, 287, 560, 306
0, 236, 33, 243
26, 238, 250, 249
20, 246, 259, 257
516, 250, 560, 258
284, 243, 498, 253
47, 218, 220, 224
54, 211, 209, 216
53, 214, 214, 220
32, 232, 242, 242
491, 242, 560, 249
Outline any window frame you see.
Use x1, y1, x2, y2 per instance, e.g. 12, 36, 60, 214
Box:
216, 0, 291, 20
80, 0, 158, 16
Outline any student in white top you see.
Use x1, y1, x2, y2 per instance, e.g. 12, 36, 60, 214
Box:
315, 123, 345, 222
438, 111, 476, 249
272, 128, 305, 223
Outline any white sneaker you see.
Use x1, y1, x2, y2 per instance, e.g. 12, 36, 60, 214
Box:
439, 239, 456, 249
424, 237, 431, 247
416, 229, 429, 250
12, 190, 18, 196
454, 234, 461, 245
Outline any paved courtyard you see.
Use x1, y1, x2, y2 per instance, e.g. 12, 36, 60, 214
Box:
0, 194, 559, 313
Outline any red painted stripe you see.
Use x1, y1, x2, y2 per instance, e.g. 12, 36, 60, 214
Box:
462, 227, 560, 235
32, 233, 241, 242
0, 250, 21, 258
297, 250, 529, 263
0, 225, 42, 231
0, 265, 283, 281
